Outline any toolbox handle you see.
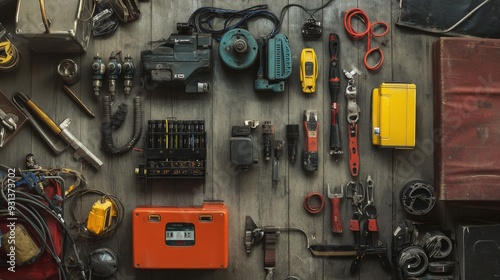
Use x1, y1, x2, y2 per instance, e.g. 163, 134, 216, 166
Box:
38, 0, 51, 33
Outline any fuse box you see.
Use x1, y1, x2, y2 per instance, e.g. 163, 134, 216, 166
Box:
135, 119, 207, 185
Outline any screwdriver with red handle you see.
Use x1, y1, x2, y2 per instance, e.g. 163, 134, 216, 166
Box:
329, 33, 343, 155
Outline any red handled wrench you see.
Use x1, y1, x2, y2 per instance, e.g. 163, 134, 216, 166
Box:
328, 184, 343, 233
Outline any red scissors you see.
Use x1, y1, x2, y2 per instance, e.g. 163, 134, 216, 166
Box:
343, 8, 389, 71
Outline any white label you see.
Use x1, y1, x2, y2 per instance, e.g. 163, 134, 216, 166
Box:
166, 230, 194, 241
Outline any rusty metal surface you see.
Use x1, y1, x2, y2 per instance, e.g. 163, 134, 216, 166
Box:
434, 37, 500, 200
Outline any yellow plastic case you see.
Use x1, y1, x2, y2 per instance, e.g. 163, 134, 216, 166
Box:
372, 83, 416, 148
300, 48, 318, 93
86, 198, 117, 235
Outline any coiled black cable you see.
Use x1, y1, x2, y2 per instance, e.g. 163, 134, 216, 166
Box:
101, 95, 142, 154
188, 5, 280, 40
0, 171, 87, 279
67, 189, 124, 241
277, 0, 334, 33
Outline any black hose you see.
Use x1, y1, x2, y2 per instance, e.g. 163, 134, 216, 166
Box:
101, 95, 142, 154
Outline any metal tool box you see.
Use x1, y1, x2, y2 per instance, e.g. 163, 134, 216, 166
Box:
132, 202, 228, 269
434, 37, 500, 200
371, 82, 416, 148
15, 0, 92, 53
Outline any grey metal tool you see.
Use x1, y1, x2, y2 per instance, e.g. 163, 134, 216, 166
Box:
0, 126, 4, 147
12, 92, 103, 169
272, 140, 284, 183
364, 175, 377, 218
0, 108, 18, 130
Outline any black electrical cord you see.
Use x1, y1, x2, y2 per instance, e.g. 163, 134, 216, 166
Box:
1, 176, 71, 279
67, 189, 124, 241
0, 170, 88, 280
101, 95, 142, 154
277, 0, 334, 33
188, 5, 280, 40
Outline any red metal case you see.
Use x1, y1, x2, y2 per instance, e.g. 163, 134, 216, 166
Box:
132, 202, 228, 269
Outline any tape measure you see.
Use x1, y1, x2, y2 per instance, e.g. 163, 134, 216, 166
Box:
0, 40, 19, 72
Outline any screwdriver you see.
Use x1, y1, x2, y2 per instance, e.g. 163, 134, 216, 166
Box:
329, 33, 343, 155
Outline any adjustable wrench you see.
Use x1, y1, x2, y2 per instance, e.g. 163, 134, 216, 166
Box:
328, 184, 343, 233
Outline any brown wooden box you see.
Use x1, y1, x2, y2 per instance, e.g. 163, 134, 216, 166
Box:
434, 37, 500, 200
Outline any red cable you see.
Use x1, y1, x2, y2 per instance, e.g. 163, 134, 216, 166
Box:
304, 192, 325, 214
343, 8, 389, 71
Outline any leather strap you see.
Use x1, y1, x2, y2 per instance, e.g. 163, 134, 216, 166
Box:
264, 229, 277, 268
264, 228, 278, 279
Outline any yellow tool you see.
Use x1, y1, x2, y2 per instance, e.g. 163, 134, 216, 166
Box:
0, 40, 19, 72
87, 197, 117, 235
0, 41, 13, 63
372, 83, 416, 148
300, 48, 318, 93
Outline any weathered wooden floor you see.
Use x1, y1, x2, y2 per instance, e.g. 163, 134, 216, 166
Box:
0, 1, 441, 279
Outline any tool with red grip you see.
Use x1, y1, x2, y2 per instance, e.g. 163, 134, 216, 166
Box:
343, 69, 360, 177
328, 184, 343, 233
302, 110, 319, 172
329, 33, 342, 155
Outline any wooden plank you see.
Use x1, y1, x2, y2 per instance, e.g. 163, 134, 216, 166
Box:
320, 0, 365, 279
208, 0, 292, 279
284, 0, 330, 279
389, 0, 438, 226
148, 1, 213, 279
343, 1, 394, 279
74, 2, 154, 279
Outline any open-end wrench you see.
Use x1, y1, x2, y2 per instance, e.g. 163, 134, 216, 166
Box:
328, 184, 343, 233
364, 175, 379, 233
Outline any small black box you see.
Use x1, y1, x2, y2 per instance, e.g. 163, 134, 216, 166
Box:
456, 224, 500, 280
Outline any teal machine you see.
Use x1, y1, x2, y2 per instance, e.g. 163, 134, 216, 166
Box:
219, 29, 292, 93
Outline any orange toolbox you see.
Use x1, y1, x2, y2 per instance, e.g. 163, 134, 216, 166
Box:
132, 201, 228, 269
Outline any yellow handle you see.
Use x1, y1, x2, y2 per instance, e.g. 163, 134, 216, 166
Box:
25, 99, 61, 134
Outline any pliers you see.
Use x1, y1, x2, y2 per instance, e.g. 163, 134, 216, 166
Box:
350, 220, 392, 275
346, 181, 364, 244
350, 176, 391, 275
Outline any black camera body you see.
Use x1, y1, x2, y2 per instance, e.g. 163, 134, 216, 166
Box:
141, 23, 212, 93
